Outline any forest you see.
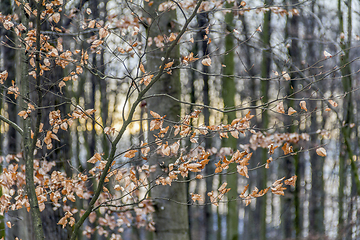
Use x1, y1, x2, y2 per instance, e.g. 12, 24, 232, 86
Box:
0, 0, 359, 239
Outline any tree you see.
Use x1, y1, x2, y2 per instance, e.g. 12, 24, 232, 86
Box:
144, 0, 190, 239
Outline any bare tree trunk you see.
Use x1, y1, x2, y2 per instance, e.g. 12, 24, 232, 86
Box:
258, 1, 272, 239
19, 2, 45, 239
307, 1, 325, 238
286, 1, 303, 237
145, 1, 189, 239
221, 3, 238, 240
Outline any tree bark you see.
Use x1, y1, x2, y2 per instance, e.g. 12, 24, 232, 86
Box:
221, 3, 238, 240
145, 1, 189, 239
258, 1, 272, 239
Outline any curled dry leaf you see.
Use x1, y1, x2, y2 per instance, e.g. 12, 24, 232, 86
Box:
201, 57, 211, 66
281, 142, 293, 155
284, 175, 297, 187
124, 149, 138, 158
170, 140, 180, 155
328, 99, 338, 107
299, 101, 307, 111
140, 63, 145, 73
288, 107, 297, 115
18, 110, 28, 119
0, 70, 8, 84
187, 163, 202, 170
3, 20, 14, 30
316, 147, 326, 157
161, 143, 171, 156
191, 193, 203, 202
59, 81, 66, 93
141, 142, 150, 157
88, 20, 96, 28
265, 157, 273, 169
150, 110, 161, 119
99, 28, 109, 39
87, 152, 102, 163
275, 102, 285, 114
52, 13, 60, 23
196, 174, 203, 179
218, 182, 230, 194
282, 71, 291, 81
164, 61, 174, 69
168, 32, 177, 41
268, 144, 278, 155
141, 74, 154, 86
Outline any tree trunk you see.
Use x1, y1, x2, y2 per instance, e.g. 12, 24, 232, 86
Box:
258, 2, 272, 239
307, 1, 325, 237
146, 1, 189, 239
221, 3, 238, 240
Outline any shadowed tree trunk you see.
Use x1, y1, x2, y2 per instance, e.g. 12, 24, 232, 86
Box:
196, 11, 213, 240
145, 1, 189, 239
286, 1, 302, 238
258, 1, 272, 239
222, 3, 238, 240
307, 1, 325, 238
1, 0, 23, 238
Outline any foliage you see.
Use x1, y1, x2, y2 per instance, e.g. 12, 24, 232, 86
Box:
0, 0, 357, 239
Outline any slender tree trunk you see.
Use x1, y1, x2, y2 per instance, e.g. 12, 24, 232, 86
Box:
258, 2, 272, 239
221, 3, 238, 240
337, 0, 359, 238
240, 13, 257, 240
286, 1, 302, 237
307, 1, 325, 237
19, 2, 45, 239
145, 1, 189, 239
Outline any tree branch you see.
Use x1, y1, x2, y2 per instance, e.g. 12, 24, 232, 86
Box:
0, 115, 23, 136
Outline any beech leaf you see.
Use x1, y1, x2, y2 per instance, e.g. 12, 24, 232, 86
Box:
316, 147, 326, 157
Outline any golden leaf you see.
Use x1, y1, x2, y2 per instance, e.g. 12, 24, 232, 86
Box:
276, 101, 285, 114
18, 110, 28, 119
88, 20, 96, 28
99, 28, 109, 39
52, 13, 60, 23
150, 111, 161, 119
316, 147, 326, 157
140, 63, 145, 73
285, 175, 297, 187
282, 142, 293, 155
299, 101, 307, 111
201, 57, 211, 66
164, 61, 174, 69
288, 107, 297, 115
169, 32, 177, 42
282, 71, 291, 81
124, 149, 138, 158
328, 99, 338, 107
3, 20, 14, 30
87, 153, 102, 163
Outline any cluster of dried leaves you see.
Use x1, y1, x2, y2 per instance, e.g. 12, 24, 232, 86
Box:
0, 1, 322, 238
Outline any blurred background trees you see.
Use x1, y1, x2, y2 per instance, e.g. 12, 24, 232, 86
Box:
1, 0, 360, 239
